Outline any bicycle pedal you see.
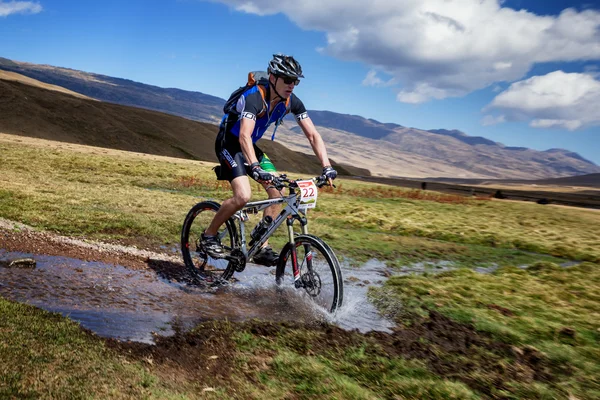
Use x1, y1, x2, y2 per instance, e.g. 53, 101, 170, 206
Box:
225, 249, 246, 272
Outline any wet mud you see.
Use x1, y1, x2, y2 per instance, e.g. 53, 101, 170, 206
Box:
112, 313, 555, 399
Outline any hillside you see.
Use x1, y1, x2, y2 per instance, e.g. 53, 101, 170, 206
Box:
0, 77, 368, 177
0, 58, 223, 124
2, 57, 599, 179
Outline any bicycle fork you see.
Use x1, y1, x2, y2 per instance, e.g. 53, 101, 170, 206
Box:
287, 216, 311, 288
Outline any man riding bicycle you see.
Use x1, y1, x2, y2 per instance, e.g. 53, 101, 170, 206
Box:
201, 53, 337, 266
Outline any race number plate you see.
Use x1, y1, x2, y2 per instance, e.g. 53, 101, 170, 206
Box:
297, 180, 318, 209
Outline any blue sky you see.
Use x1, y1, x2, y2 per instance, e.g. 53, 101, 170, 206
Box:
2, 0, 599, 164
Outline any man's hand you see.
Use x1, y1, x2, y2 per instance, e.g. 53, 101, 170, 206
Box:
321, 165, 337, 187
251, 163, 273, 182
322, 166, 337, 180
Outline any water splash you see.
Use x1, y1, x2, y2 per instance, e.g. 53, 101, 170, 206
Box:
0, 249, 400, 342
329, 259, 397, 333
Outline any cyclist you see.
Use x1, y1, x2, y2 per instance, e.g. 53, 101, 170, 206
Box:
202, 53, 338, 266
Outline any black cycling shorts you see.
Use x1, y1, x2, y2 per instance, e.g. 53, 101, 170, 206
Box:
214, 129, 277, 182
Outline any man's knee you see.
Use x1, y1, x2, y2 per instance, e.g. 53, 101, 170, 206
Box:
230, 176, 252, 206
264, 185, 279, 199
231, 192, 251, 208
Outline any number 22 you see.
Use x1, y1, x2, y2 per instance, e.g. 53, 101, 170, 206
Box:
302, 188, 315, 197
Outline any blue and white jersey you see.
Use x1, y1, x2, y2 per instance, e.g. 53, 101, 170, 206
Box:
222, 83, 308, 143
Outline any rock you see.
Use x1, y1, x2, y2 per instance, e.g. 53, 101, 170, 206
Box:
0, 257, 37, 268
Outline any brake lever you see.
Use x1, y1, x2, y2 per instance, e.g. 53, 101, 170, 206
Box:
316, 176, 336, 189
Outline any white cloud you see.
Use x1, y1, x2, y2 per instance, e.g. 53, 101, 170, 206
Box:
204, 0, 600, 103
397, 82, 462, 104
0, 1, 42, 17
530, 119, 583, 130
485, 71, 600, 131
362, 70, 395, 87
481, 114, 506, 126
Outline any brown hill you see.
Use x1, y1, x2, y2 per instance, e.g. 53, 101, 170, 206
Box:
0, 78, 368, 177
0, 70, 93, 100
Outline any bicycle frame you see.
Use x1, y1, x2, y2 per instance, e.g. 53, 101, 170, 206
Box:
229, 189, 308, 260
181, 174, 342, 311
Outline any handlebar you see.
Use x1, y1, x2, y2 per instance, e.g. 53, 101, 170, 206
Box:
270, 174, 334, 191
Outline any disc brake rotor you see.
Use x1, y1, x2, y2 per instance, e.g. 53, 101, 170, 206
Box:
301, 270, 322, 297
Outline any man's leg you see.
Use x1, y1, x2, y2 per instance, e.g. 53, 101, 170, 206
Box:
262, 183, 281, 237
201, 175, 251, 257
205, 175, 252, 236
252, 183, 282, 266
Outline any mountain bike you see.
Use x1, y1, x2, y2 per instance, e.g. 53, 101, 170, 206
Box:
181, 174, 343, 313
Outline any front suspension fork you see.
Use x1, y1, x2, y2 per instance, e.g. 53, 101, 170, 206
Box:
287, 216, 309, 287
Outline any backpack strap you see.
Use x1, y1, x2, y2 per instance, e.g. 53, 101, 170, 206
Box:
256, 84, 268, 119
249, 72, 292, 140
271, 99, 291, 141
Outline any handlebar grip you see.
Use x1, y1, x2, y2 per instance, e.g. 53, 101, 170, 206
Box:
315, 175, 335, 188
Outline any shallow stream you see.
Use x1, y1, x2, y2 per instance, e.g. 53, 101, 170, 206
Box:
0, 250, 399, 343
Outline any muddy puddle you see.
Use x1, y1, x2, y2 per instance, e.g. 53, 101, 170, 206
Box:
0, 250, 399, 343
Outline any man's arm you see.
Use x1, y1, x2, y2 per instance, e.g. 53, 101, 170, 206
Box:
238, 117, 259, 165
297, 117, 331, 168
239, 118, 273, 182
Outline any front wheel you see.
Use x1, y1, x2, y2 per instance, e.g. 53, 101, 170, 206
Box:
181, 201, 237, 282
276, 234, 343, 313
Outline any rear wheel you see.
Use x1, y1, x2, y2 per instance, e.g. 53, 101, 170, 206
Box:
181, 201, 237, 282
276, 234, 343, 313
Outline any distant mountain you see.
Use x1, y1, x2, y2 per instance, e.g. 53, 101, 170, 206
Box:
544, 148, 595, 164
2, 57, 599, 179
0, 58, 224, 124
427, 129, 498, 146
306, 110, 402, 139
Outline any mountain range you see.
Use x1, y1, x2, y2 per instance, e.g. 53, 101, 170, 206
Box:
1, 57, 599, 179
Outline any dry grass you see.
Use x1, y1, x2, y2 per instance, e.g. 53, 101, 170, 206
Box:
1, 134, 598, 266
0, 71, 94, 100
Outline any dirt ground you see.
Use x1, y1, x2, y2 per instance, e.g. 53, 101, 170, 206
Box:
0, 225, 155, 270
111, 312, 555, 398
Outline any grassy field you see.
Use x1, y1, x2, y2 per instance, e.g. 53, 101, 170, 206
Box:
1, 137, 599, 399
1, 138, 598, 266
371, 262, 600, 399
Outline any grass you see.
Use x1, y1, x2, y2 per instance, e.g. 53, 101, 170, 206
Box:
1, 140, 597, 267
230, 324, 479, 400
1, 137, 599, 398
1, 296, 483, 399
0, 298, 189, 399
371, 261, 600, 399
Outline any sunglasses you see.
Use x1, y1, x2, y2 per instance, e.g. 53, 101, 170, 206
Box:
277, 75, 300, 86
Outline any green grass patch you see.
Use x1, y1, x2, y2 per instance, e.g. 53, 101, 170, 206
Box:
229, 324, 479, 399
1, 140, 599, 266
0, 298, 193, 399
371, 262, 600, 399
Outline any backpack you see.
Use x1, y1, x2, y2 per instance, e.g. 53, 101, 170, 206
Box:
223, 71, 291, 120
